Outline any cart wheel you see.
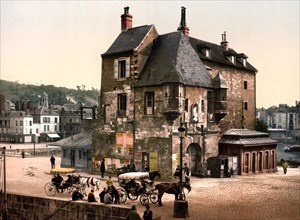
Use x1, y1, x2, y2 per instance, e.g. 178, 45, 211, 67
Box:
118, 188, 127, 203
44, 182, 56, 197
128, 192, 138, 200
149, 192, 159, 204
139, 194, 149, 206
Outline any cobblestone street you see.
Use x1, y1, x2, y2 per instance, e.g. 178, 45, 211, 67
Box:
1, 149, 300, 220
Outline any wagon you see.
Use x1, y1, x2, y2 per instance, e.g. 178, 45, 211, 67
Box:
44, 168, 86, 197
117, 172, 159, 206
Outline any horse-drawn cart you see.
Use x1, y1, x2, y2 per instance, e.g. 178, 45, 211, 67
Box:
44, 168, 86, 197
117, 172, 159, 206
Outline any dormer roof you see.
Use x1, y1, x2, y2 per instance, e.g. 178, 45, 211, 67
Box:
189, 37, 257, 73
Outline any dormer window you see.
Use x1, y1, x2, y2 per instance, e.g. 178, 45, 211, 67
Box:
237, 53, 248, 67
203, 48, 211, 58
242, 58, 247, 67
227, 55, 235, 64
114, 57, 130, 79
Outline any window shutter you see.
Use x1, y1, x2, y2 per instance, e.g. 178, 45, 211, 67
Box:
125, 57, 130, 78
114, 59, 118, 79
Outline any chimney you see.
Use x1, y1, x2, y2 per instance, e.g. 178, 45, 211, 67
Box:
121, 6, 133, 32
221, 31, 229, 50
177, 6, 189, 37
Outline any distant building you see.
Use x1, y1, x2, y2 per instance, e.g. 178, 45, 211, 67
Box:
0, 110, 33, 143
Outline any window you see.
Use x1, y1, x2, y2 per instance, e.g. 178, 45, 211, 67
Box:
63, 149, 67, 158
184, 99, 189, 112
16, 120, 18, 126
243, 101, 248, 111
244, 81, 248, 89
114, 57, 130, 79
55, 117, 58, 123
20, 121, 23, 126
201, 100, 205, 112
144, 92, 154, 115
79, 150, 82, 160
118, 93, 127, 116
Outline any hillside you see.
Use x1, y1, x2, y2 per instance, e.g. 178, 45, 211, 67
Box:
0, 80, 99, 106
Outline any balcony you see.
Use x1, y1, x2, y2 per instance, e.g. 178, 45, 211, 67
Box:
163, 97, 183, 122
214, 101, 227, 122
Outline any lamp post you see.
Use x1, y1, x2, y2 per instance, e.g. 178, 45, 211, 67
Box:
178, 120, 186, 200
173, 118, 189, 218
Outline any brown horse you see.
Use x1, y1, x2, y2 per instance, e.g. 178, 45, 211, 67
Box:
155, 182, 191, 206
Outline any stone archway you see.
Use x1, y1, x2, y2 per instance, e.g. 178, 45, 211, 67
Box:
187, 143, 202, 176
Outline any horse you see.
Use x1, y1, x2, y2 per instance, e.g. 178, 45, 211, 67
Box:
148, 171, 161, 181
155, 182, 191, 206
78, 176, 101, 190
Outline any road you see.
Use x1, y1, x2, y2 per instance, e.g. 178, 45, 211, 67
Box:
1, 149, 300, 220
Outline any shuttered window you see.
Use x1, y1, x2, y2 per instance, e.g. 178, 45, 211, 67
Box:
114, 57, 130, 79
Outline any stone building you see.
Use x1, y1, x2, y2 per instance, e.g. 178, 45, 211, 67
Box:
93, 7, 257, 179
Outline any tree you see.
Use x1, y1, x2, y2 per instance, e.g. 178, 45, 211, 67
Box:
255, 119, 268, 132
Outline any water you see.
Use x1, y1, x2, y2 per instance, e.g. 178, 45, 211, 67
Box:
277, 143, 300, 167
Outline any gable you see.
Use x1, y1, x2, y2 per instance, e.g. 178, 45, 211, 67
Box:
102, 25, 154, 57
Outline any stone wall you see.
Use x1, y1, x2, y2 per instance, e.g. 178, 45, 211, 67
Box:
3, 193, 161, 220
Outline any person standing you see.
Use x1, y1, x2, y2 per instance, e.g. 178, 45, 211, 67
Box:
183, 163, 190, 183
106, 176, 113, 187
126, 205, 141, 220
100, 159, 105, 178
282, 160, 288, 174
50, 155, 56, 169
143, 204, 153, 220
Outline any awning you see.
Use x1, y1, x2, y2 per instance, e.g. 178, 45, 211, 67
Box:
47, 133, 60, 138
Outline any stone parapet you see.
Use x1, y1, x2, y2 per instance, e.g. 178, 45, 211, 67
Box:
4, 193, 134, 220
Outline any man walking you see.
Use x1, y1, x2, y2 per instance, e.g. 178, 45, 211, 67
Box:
50, 155, 55, 169
100, 159, 105, 178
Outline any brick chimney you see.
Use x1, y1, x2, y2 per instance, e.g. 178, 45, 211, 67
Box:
220, 31, 229, 50
177, 6, 190, 37
121, 6, 132, 32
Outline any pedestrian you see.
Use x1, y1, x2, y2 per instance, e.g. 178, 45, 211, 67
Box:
143, 204, 153, 220
50, 155, 55, 169
183, 163, 190, 183
87, 190, 97, 202
282, 159, 288, 174
126, 205, 141, 220
100, 159, 105, 178
103, 188, 113, 204
99, 187, 106, 203
106, 176, 113, 187
21, 150, 25, 159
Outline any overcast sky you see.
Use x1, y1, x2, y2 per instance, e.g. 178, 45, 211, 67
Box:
1, 1, 299, 108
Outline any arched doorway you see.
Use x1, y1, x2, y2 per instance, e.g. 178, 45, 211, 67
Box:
187, 143, 202, 176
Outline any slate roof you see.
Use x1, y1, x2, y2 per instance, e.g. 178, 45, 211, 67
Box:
189, 37, 257, 73
52, 131, 92, 149
135, 31, 212, 88
102, 25, 154, 56
219, 129, 278, 146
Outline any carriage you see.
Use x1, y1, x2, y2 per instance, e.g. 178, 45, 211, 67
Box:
117, 171, 160, 206
44, 168, 86, 197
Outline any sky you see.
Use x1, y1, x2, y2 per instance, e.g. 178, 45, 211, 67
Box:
0, 1, 299, 108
